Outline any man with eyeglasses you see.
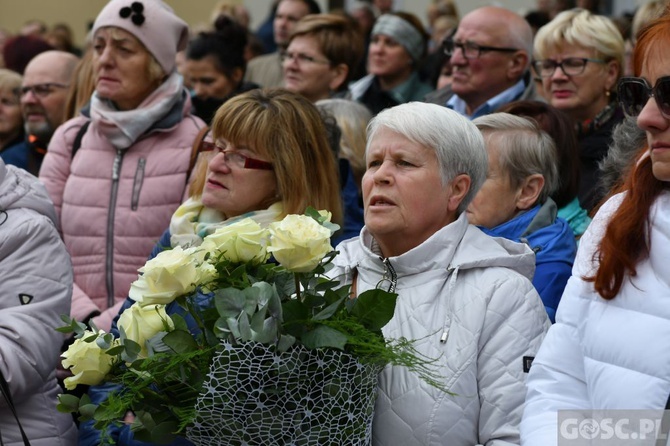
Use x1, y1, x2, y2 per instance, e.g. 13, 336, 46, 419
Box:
244, 0, 320, 89
425, 6, 539, 119
21, 50, 79, 175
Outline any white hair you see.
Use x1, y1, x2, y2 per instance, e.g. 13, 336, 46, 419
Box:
367, 102, 488, 213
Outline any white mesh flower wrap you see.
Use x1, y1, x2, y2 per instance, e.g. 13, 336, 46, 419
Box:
187, 342, 383, 445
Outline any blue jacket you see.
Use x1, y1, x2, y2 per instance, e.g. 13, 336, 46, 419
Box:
0, 135, 29, 171
478, 199, 576, 323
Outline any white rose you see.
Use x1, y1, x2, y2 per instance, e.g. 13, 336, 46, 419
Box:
267, 214, 333, 273
201, 218, 270, 264
61, 330, 115, 390
129, 246, 202, 306
117, 303, 175, 358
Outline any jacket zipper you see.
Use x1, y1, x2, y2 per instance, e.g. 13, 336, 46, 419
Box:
106, 149, 124, 309
131, 158, 146, 211
379, 257, 397, 293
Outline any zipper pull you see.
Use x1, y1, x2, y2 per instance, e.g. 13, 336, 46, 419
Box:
112, 150, 122, 180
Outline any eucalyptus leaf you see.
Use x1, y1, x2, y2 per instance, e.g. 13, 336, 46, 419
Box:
251, 318, 278, 344
250, 302, 269, 333
301, 325, 348, 350
252, 281, 275, 307
213, 288, 248, 318
238, 312, 252, 341
227, 317, 241, 339
122, 339, 141, 363
277, 334, 296, 352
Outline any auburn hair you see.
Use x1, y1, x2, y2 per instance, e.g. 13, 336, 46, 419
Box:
586, 10, 670, 299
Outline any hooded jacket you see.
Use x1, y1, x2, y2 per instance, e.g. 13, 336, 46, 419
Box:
330, 213, 550, 446
0, 160, 77, 445
479, 199, 577, 323
39, 92, 205, 332
521, 191, 670, 445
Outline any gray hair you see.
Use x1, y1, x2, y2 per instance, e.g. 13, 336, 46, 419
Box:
599, 116, 646, 195
473, 112, 559, 205
367, 102, 488, 214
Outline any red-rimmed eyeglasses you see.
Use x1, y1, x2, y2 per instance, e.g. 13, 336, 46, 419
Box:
201, 141, 274, 171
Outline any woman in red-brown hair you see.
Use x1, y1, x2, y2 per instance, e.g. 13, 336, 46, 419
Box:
521, 9, 670, 444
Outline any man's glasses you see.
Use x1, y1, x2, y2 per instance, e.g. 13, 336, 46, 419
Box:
442, 39, 519, 60
532, 57, 606, 78
280, 51, 330, 66
618, 76, 670, 118
201, 141, 274, 170
20, 83, 68, 98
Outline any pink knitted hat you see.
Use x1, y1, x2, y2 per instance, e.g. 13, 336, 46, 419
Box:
92, 0, 189, 74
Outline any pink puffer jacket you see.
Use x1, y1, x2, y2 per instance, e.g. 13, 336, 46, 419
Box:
39, 97, 205, 332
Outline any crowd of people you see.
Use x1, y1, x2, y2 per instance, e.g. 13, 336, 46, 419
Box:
1, 0, 669, 444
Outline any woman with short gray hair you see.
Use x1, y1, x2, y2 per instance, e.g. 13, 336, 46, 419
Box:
329, 102, 549, 445
468, 112, 577, 322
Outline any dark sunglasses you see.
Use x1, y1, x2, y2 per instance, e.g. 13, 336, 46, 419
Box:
618, 76, 670, 118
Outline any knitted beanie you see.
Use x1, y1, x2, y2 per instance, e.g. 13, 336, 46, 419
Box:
92, 0, 189, 74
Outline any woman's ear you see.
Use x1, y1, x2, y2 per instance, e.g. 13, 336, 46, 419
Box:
515, 173, 544, 211
604, 60, 620, 92
328, 63, 349, 91
231, 67, 244, 85
447, 174, 471, 213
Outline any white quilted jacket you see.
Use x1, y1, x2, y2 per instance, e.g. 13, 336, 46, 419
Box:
521, 191, 670, 445
332, 213, 550, 446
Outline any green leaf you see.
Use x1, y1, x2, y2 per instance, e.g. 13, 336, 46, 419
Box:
281, 300, 309, 337
79, 403, 98, 419
350, 289, 397, 331
105, 344, 125, 356
57, 393, 80, 412
312, 296, 345, 321
302, 325, 348, 350
162, 330, 198, 354
302, 293, 325, 309
170, 313, 189, 332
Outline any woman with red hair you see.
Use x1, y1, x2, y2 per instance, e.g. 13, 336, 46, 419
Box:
521, 9, 670, 444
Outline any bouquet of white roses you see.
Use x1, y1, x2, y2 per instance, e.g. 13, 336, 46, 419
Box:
57, 209, 443, 445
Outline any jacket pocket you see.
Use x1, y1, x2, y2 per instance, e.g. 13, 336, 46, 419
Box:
131, 158, 146, 211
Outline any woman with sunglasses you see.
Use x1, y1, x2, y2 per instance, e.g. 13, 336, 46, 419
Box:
522, 11, 670, 444
533, 9, 625, 212
79, 88, 343, 445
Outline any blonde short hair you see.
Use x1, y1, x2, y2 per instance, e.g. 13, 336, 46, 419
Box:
0, 68, 22, 97
534, 9, 625, 77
